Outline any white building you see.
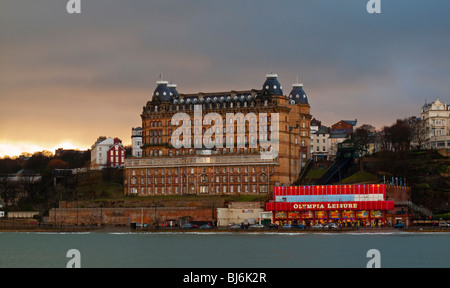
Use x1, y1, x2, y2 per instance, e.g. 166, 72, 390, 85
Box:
309, 119, 356, 161
312, 126, 331, 161
310, 118, 321, 157
421, 98, 450, 149
131, 127, 143, 157
90, 137, 121, 169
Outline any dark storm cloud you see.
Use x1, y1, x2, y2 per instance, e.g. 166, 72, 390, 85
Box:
1, 0, 450, 156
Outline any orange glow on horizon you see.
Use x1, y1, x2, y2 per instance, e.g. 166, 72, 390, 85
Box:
0, 140, 89, 158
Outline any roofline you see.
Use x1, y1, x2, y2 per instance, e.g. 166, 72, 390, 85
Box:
178, 89, 262, 98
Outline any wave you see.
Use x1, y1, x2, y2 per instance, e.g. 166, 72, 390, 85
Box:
10, 231, 93, 235
105, 230, 450, 236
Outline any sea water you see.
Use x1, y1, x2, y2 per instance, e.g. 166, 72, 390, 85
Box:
0, 231, 448, 268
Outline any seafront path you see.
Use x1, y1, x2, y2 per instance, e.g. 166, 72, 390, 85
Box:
1, 219, 448, 233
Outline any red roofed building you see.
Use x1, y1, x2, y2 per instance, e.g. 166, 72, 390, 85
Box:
106, 138, 126, 168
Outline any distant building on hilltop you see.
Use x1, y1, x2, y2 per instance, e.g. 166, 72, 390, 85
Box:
421, 98, 450, 149
91, 137, 125, 169
131, 127, 143, 157
310, 119, 357, 161
329, 120, 357, 159
312, 125, 330, 161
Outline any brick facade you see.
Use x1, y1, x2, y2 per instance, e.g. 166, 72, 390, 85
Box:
125, 74, 312, 196
47, 206, 215, 226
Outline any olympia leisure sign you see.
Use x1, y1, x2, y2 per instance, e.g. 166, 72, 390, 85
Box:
292, 203, 359, 210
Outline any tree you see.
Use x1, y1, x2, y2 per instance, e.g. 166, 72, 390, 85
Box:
24, 151, 53, 173
407, 116, 427, 150
376, 119, 413, 153
47, 159, 70, 170
377, 126, 392, 152
354, 124, 376, 155
389, 119, 412, 152
0, 176, 16, 208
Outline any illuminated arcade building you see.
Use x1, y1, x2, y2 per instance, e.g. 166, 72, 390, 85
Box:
266, 184, 395, 226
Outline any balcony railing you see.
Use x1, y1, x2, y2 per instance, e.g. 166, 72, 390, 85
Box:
125, 154, 277, 168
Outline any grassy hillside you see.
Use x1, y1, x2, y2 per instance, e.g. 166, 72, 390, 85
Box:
302, 150, 449, 214
361, 150, 449, 213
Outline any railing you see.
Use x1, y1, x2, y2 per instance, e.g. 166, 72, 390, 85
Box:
395, 201, 433, 218
125, 155, 277, 168
317, 158, 351, 185
294, 158, 313, 185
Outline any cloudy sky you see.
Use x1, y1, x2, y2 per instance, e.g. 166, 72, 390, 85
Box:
1, 0, 449, 157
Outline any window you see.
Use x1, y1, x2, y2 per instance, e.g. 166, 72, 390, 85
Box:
200, 186, 208, 194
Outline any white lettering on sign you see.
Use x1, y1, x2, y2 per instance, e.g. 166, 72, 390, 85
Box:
292, 203, 358, 210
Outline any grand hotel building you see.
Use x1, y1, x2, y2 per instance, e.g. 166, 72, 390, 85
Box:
124, 74, 312, 196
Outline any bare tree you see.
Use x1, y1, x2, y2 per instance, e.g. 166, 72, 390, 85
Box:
0, 175, 16, 208
407, 116, 427, 150
391, 119, 413, 152
354, 124, 376, 155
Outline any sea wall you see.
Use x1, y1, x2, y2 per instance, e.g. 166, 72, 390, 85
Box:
47, 206, 215, 226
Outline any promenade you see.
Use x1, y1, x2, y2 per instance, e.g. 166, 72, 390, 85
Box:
1, 219, 448, 233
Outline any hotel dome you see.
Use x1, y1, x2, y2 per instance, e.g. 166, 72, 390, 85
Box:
153, 80, 173, 102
